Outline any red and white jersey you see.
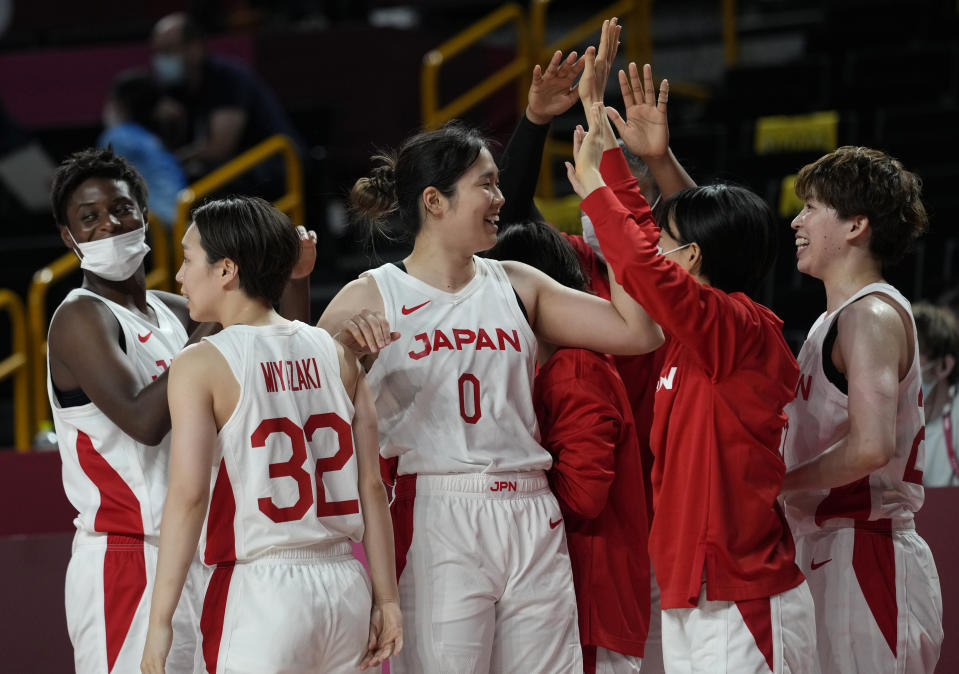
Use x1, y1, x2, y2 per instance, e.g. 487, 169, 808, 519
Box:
364, 257, 548, 475
784, 283, 926, 536
200, 322, 363, 565
48, 288, 187, 536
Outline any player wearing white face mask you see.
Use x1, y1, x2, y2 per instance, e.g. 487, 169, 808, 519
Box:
46, 147, 315, 673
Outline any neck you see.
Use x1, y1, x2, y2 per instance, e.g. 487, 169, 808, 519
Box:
81, 268, 150, 313
405, 237, 477, 293
218, 296, 284, 329
821, 253, 883, 313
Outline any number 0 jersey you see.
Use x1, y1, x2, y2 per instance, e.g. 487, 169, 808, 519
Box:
48, 288, 188, 536
364, 257, 549, 475
783, 283, 926, 536
200, 322, 363, 565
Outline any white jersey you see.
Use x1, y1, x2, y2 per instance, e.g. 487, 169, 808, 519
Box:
922, 389, 958, 487
200, 322, 363, 564
783, 283, 925, 535
48, 288, 188, 536
365, 257, 549, 475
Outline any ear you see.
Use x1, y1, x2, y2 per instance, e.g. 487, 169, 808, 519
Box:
219, 257, 240, 289
59, 225, 79, 254
421, 186, 446, 218
939, 353, 956, 382
846, 214, 870, 243
686, 241, 704, 278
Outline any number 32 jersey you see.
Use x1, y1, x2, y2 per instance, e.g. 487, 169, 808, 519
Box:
364, 257, 550, 476
201, 322, 363, 565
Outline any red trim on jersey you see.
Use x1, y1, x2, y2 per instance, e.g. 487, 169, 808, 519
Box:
76, 430, 144, 534
103, 534, 146, 672
736, 596, 774, 672
853, 519, 898, 655
582, 644, 597, 674
204, 458, 237, 565
392, 474, 417, 580
201, 564, 235, 674
814, 476, 872, 525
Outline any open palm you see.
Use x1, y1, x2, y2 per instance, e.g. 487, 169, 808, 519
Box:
610, 62, 670, 159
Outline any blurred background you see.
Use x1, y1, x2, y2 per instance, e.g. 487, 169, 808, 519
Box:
0, 1, 957, 670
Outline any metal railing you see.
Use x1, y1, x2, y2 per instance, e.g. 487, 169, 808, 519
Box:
0, 290, 30, 450
421, 3, 529, 130
172, 134, 304, 269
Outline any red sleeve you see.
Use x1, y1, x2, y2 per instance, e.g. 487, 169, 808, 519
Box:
600, 146, 653, 218
581, 163, 760, 380
538, 359, 621, 521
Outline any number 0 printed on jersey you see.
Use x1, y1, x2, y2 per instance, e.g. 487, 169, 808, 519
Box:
252, 414, 359, 523
458, 373, 482, 424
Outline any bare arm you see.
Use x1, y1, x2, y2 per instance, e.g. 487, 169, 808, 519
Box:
277, 226, 318, 323
506, 259, 662, 356
318, 276, 399, 370
177, 107, 246, 165
343, 352, 403, 669
141, 344, 219, 673
783, 297, 906, 492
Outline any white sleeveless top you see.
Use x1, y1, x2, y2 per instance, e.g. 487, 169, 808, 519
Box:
48, 288, 188, 536
364, 257, 548, 475
783, 283, 926, 535
200, 322, 363, 564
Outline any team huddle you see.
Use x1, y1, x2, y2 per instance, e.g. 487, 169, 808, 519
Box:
46, 16, 943, 674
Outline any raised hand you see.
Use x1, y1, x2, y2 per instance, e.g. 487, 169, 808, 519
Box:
566, 101, 617, 198
608, 62, 670, 160
526, 49, 584, 125
360, 600, 403, 670
290, 225, 318, 279
578, 18, 622, 112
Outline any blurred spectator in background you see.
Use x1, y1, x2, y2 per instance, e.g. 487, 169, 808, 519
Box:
914, 301, 959, 487
150, 11, 303, 198
98, 68, 187, 227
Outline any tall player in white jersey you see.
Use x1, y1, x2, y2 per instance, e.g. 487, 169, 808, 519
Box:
141, 196, 401, 674
47, 149, 314, 674
783, 146, 944, 673
318, 121, 663, 673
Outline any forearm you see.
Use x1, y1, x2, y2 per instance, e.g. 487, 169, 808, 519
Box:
783, 437, 892, 493
147, 494, 208, 628
359, 476, 399, 604
499, 112, 549, 226
278, 277, 311, 323
606, 263, 664, 354
643, 147, 696, 198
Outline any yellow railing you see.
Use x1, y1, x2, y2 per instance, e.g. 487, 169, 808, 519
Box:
172, 134, 304, 269
421, 3, 529, 130
146, 212, 172, 292
0, 290, 30, 451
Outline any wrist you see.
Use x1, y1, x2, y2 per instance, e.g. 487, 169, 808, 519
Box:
576, 167, 605, 195
524, 105, 553, 126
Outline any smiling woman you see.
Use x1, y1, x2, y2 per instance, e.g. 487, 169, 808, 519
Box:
317, 119, 662, 673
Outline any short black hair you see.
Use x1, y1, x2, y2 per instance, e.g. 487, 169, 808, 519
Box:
111, 68, 160, 130
50, 147, 149, 230
191, 196, 300, 305
665, 184, 778, 296
485, 219, 588, 292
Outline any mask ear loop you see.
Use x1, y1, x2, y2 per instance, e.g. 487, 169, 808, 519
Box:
64, 228, 85, 260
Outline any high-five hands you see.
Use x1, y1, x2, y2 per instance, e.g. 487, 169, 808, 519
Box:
566, 101, 618, 199
578, 18, 622, 112
608, 62, 670, 160
526, 49, 585, 125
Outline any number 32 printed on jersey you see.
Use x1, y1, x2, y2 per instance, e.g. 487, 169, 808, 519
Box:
252, 414, 359, 524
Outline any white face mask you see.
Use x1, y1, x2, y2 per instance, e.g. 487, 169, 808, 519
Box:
67, 226, 151, 281
580, 213, 606, 263
153, 53, 185, 85
920, 361, 939, 402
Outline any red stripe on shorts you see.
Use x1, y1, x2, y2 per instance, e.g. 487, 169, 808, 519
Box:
201, 563, 235, 674
103, 534, 146, 672
76, 431, 144, 534
392, 474, 417, 580
853, 519, 898, 656
582, 644, 597, 674
736, 596, 774, 673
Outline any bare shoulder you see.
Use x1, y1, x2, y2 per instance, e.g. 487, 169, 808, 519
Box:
835, 293, 910, 375
48, 293, 119, 355
838, 294, 908, 343
170, 341, 225, 380
317, 275, 384, 331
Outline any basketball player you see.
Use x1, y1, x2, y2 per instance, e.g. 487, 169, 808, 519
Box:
570, 100, 818, 673
141, 196, 401, 674
47, 147, 313, 673
783, 146, 944, 673
486, 220, 650, 673
318, 117, 663, 672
